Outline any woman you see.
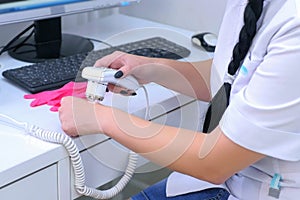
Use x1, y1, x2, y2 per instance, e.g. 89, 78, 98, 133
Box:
59, 0, 300, 199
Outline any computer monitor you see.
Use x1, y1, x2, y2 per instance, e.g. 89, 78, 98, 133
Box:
0, 0, 140, 63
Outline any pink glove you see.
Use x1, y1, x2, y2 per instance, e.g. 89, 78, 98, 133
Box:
24, 81, 87, 112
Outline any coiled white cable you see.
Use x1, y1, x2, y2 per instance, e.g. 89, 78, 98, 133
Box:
0, 114, 138, 199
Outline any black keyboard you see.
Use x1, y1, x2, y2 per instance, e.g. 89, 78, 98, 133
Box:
2, 37, 190, 93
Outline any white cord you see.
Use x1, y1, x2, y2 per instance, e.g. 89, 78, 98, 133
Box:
141, 85, 150, 120
0, 114, 138, 199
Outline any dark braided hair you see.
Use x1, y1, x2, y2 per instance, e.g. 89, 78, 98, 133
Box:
224, 0, 264, 100
203, 0, 265, 133
228, 0, 264, 75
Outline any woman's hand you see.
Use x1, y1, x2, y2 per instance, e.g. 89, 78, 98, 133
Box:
94, 51, 157, 84
95, 51, 212, 102
58, 96, 106, 137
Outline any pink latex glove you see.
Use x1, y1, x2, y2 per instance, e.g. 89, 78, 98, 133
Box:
24, 81, 87, 112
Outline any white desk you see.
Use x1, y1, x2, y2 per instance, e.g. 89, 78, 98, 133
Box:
0, 14, 210, 199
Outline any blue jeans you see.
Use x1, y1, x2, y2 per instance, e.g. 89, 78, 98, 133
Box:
131, 178, 229, 200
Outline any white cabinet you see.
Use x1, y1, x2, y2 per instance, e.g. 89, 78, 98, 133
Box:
0, 164, 58, 200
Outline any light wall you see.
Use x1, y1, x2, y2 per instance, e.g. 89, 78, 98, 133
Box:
0, 9, 114, 47
120, 0, 228, 35
0, 1, 228, 47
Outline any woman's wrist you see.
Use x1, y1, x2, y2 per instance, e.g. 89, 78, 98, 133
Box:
134, 57, 178, 84
93, 104, 112, 135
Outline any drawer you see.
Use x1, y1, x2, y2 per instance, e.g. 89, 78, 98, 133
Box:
152, 100, 205, 131
0, 164, 58, 200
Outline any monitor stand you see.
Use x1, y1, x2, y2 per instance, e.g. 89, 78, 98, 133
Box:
8, 17, 94, 63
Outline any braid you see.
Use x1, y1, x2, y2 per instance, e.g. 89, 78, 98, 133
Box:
227, 0, 264, 75
203, 0, 265, 133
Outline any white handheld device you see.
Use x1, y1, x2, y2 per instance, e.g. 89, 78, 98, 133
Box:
82, 67, 140, 102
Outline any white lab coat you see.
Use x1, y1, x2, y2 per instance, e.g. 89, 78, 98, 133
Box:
167, 0, 300, 199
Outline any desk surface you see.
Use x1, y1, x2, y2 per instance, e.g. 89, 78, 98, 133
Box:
0, 13, 210, 188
